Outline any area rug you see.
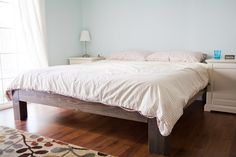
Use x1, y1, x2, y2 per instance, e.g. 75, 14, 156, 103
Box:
0, 126, 113, 157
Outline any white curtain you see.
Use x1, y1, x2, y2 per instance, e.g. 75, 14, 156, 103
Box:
17, 0, 48, 70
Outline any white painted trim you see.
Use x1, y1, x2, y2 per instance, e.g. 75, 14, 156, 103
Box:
0, 103, 12, 111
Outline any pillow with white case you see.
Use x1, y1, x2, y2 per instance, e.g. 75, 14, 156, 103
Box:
146, 51, 206, 62
107, 50, 153, 61
146, 52, 170, 62
169, 51, 207, 62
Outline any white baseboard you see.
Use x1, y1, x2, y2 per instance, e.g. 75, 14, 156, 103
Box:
0, 102, 13, 111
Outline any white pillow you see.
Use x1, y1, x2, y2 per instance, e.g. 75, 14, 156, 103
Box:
146, 51, 206, 63
146, 52, 170, 62
169, 51, 206, 62
107, 50, 153, 61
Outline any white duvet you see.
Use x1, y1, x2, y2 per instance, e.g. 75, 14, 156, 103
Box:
7, 60, 208, 136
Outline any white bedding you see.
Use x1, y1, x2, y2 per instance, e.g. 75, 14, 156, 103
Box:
7, 60, 209, 136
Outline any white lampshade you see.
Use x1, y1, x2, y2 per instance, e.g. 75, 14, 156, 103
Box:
80, 30, 91, 41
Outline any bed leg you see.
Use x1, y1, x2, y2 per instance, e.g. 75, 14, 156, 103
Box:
13, 91, 27, 121
148, 118, 170, 155
202, 90, 207, 105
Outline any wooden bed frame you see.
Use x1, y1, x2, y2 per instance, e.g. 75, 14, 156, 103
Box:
12, 89, 206, 155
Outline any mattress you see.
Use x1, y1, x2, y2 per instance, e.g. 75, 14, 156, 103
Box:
7, 60, 209, 136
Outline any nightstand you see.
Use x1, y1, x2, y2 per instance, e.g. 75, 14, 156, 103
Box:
68, 57, 104, 65
204, 59, 236, 113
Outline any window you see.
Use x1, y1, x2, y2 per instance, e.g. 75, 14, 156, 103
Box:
0, 0, 48, 106
0, 0, 19, 104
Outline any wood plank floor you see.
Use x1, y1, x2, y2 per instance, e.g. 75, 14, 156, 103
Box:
0, 101, 236, 157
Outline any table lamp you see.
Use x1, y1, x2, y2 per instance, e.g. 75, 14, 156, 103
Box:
80, 30, 91, 57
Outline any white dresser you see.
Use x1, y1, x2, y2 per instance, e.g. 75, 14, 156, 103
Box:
205, 59, 236, 113
68, 57, 104, 65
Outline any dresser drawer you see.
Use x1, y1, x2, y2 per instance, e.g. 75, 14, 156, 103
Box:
68, 57, 104, 65
212, 98, 236, 107
205, 59, 236, 113
69, 59, 92, 65
213, 63, 236, 69
212, 68, 236, 92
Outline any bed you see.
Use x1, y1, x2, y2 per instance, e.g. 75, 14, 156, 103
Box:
7, 60, 209, 155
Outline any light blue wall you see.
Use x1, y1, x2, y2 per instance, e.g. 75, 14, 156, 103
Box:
81, 0, 236, 56
45, 0, 236, 65
45, 0, 82, 65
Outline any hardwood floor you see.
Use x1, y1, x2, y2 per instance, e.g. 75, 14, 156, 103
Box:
0, 101, 236, 157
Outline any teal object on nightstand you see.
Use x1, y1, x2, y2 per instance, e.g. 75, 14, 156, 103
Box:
214, 50, 221, 59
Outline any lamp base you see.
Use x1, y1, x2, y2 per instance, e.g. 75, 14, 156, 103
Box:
82, 54, 90, 58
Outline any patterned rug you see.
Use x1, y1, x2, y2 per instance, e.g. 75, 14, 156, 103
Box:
0, 126, 113, 157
